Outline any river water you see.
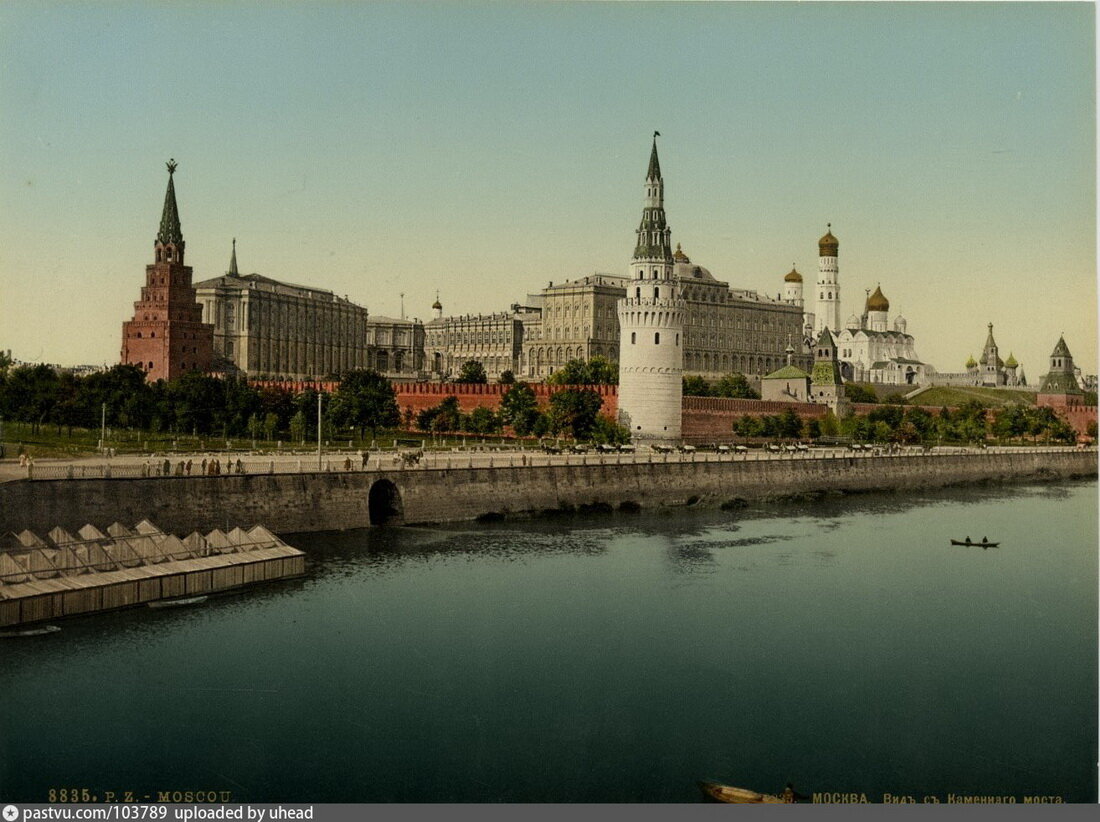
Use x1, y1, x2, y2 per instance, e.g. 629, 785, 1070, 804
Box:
2, 481, 1096, 803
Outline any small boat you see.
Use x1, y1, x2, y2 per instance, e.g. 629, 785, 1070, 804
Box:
697, 781, 787, 804
950, 539, 1000, 548
148, 595, 208, 609
0, 625, 61, 638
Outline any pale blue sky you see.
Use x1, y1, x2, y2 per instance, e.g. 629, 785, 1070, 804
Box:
1, 1, 1094, 381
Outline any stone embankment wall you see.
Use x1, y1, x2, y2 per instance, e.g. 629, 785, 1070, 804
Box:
1, 451, 1093, 536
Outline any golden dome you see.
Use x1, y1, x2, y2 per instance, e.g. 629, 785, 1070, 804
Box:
818, 224, 838, 257
432, 299, 443, 310
784, 265, 802, 283
865, 285, 889, 312
673, 243, 690, 263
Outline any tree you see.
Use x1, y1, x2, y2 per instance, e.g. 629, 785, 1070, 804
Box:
327, 370, 400, 438
546, 356, 618, 386
497, 370, 515, 385
456, 360, 488, 384
819, 409, 839, 437
465, 406, 501, 434
590, 416, 631, 445
500, 382, 540, 435
778, 408, 802, 438
289, 411, 307, 444
682, 375, 711, 396
547, 388, 604, 439
803, 418, 821, 440
713, 373, 759, 399
420, 396, 463, 432
844, 383, 878, 403
1087, 420, 1097, 440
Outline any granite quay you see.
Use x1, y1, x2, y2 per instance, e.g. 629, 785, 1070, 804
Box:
0, 447, 1093, 537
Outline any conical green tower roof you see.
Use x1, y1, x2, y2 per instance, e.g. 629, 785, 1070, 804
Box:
156, 159, 183, 245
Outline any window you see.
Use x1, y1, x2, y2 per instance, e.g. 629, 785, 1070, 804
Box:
631, 332, 636, 345
654, 287, 660, 300
636, 287, 641, 300
654, 332, 660, 345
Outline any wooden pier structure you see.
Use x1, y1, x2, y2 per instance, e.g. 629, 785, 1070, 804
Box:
0, 520, 304, 628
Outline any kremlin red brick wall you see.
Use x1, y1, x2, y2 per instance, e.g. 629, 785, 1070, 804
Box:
392, 382, 619, 420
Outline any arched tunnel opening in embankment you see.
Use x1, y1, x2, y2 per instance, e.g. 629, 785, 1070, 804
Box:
368, 479, 404, 525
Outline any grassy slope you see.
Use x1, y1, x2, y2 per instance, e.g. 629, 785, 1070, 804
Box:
913, 386, 1037, 408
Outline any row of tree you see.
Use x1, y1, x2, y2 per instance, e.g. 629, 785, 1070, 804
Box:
732, 400, 1078, 444
415, 384, 629, 443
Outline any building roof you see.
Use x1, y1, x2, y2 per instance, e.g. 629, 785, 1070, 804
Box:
865, 285, 889, 312
764, 364, 811, 380
1050, 335, 1072, 360
156, 160, 183, 245
784, 265, 802, 283
673, 243, 690, 263
1039, 371, 1084, 395
818, 224, 838, 257
228, 238, 239, 276
965, 354, 977, 368
674, 260, 716, 282
1004, 352, 1018, 368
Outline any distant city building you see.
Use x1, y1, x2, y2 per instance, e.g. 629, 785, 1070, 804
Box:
194, 241, 422, 380
761, 345, 811, 403
120, 160, 214, 382
523, 274, 625, 379
676, 245, 809, 378
424, 302, 538, 380
933, 323, 1026, 388
833, 285, 929, 385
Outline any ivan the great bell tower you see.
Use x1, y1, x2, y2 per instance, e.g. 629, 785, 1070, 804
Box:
121, 160, 214, 382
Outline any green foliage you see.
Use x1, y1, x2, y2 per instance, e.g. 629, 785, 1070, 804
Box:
497, 370, 515, 385
682, 375, 711, 396
289, 411, 307, 444
546, 356, 618, 386
713, 373, 759, 399
547, 388, 604, 439
327, 369, 400, 436
844, 382, 878, 403
500, 382, 540, 436
1087, 420, 1098, 439
589, 416, 631, 445
455, 360, 488, 384
464, 406, 501, 434
418, 396, 463, 432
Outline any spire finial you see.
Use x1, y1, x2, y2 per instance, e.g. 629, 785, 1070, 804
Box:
228, 237, 239, 276
166, 158, 177, 175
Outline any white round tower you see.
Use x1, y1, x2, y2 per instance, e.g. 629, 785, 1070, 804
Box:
783, 265, 803, 307
814, 225, 842, 335
617, 133, 684, 444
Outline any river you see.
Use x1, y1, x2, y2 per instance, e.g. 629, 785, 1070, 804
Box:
1, 480, 1096, 803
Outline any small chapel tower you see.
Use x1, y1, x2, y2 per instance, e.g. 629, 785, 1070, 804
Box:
616, 133, 685, 443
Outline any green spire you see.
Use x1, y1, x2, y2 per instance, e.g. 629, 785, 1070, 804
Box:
646, 131, 661, 180
228, 237, 239, 276
156, 159, 184, 246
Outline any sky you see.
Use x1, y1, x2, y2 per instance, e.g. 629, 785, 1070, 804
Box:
0, 1, 1095, 382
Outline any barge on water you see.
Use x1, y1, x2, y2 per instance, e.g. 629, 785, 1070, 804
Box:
0, 520, 304, 629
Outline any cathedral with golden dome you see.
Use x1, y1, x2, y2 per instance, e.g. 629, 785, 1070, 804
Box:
830, 282, 929, 386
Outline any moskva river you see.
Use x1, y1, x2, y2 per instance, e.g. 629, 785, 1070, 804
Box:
2, 481, 1096, 803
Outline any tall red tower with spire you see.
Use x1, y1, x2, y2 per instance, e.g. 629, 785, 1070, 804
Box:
121, 160, 214, 382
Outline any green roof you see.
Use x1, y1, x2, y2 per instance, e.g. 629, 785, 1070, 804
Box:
1039, 371, 1083, 395
157, 160, 183, 245
764, 365, 810, 380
